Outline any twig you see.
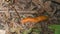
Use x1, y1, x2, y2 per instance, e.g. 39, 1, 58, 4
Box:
12, 6, 21, 19
51, 7, 56, 16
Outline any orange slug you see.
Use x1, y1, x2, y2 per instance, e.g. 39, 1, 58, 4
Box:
21, 16, 48, 24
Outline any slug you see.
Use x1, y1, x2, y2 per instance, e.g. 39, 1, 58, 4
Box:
21, 16, 48, 24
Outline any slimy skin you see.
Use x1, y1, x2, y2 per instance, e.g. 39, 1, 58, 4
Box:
21, 16, 48, 24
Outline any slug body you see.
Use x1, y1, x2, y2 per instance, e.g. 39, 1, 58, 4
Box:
21, 16, 48, 24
